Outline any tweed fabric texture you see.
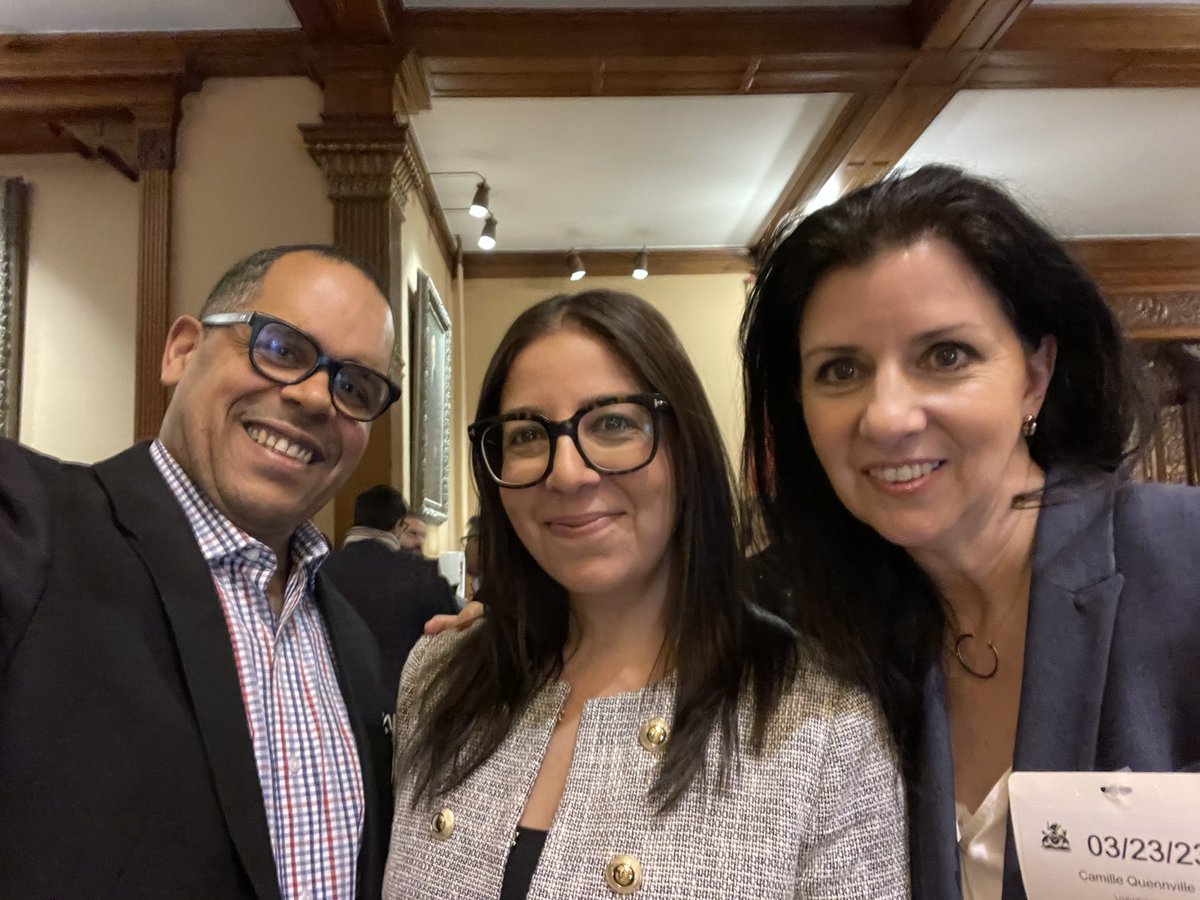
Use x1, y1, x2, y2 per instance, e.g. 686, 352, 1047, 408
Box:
384, 632, 908, 899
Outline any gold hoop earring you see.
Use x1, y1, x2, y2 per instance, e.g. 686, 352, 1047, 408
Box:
1022, 414, 1038, 438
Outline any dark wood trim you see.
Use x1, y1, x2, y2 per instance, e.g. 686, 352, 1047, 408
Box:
998, 5, 1200, 52
1065, 237, 1200, 295
404, 8, 908, 59
462, 248, 753, 280
405, 132, 457, 277
286, 0, 339, 41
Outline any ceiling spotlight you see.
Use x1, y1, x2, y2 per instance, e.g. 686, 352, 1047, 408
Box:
469, 181, 490, 219
478, 215, 498, 250
632, 248, 649, 280
568, 251, 586, 282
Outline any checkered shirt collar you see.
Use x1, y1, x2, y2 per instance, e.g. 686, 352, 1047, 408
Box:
149, 440, 330, 581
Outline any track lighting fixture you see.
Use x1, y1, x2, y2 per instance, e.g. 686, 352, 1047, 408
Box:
632, 248, 649, 280
469, 181, 490, 219
429, 169, 499, 247
568, 251, 586, 281
478, 216, 498, 251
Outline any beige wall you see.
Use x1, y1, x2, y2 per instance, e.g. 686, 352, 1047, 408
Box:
399, 198, 458, 554
2, 154, 138, 462
172, 77, 332, 318
172, 76, 335, 533
459, 273, 751, 509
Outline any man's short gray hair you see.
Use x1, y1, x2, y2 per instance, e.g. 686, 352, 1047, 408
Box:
198, 244, 388, 318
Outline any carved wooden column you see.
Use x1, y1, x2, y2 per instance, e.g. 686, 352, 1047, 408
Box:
302, 82, 423, 540
132, 105, 177, 441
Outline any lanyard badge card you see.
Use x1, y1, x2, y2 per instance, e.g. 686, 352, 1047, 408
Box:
1009, 772, 1200, 900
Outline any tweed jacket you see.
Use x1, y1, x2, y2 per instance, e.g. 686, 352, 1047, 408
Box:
909, 467, 1200, 900
384, 631, 909, 899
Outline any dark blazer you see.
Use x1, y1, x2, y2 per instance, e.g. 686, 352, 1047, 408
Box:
910, 467, 1200, 900
320, 537, 457, 702
0, 439, 392, 899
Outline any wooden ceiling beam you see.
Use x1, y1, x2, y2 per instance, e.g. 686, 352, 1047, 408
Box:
998, 5, 1200, 52
0, 31, 312, 83
752, 0, 1029, 251
404, 8, 908, 60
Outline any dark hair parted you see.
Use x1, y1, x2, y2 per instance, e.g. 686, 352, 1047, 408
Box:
740, 164, 1152, 769
352, 484, 408, 531
198, 244, 387, 318
399, 289, 797, 812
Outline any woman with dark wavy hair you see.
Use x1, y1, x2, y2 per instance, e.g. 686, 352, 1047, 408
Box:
741, 164, 1200, 900
384, 289, 907, 899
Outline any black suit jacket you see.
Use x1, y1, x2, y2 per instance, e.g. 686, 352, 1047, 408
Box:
909, 468, 1200, 899
0, 439, 392, 899
321, 538, 457, 703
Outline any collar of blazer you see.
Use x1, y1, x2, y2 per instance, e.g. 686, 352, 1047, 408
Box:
95, 442, 284, 900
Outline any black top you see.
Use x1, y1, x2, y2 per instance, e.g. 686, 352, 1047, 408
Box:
499, 827, 548, 900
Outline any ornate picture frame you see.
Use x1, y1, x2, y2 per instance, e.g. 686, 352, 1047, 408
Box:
409, 270, 452, 524
1, 177, 30, 440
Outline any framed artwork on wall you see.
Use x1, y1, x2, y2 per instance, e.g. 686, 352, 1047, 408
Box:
410, 269, 452, 524
0, 177, 30, 440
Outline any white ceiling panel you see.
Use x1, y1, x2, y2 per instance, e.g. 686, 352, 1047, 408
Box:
0, 0, 298, 33
413, 94, 846, 251
899, 88, 1200, 237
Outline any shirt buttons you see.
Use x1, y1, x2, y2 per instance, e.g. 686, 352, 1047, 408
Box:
605, 853, 643, 895
638, 717, 670, 753
430, 807, 455, 841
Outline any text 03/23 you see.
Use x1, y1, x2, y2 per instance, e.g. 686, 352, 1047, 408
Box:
1088, 836, 1200, 865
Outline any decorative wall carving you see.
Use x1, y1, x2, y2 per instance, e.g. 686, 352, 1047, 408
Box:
1109, 292, 1200, 334
136, 126, 175, 171
0, 177, 29, 439
300, 122, 422, 202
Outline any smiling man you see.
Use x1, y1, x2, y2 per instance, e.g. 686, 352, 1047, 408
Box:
0, 246, 398, 899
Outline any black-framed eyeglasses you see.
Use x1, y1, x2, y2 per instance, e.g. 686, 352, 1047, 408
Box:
468, 392, 670, 489
201, 311, 400, 422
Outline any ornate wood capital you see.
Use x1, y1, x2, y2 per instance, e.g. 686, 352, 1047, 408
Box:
300, 121, 422, 204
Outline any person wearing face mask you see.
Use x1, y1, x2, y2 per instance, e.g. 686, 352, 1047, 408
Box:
741, 165, 1200, 900
0, 245, 398, 899
384, 290, 907, 900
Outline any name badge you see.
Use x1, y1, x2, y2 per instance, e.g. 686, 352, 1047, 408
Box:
1010, 772, 1200, 899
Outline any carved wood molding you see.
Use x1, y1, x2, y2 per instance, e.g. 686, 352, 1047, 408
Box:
1108, 294, 1200, 340
300, 122, 423, 202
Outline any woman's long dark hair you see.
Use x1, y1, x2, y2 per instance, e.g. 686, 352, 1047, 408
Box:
401, 289, 797, 811
740, 164, 1153, 770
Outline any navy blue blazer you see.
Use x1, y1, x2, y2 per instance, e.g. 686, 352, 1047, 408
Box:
0, 439, 393, 898
910, 467, 1200, 899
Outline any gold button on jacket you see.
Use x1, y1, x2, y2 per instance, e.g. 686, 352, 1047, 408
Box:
430, 808, 455, 841
638, 717, 670, 752
605, 853, 642, 895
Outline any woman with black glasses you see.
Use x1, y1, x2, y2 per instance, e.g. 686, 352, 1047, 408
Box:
381, 290, 907, 900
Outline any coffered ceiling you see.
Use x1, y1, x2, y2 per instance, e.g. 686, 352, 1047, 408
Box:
2, 0, 1199, 261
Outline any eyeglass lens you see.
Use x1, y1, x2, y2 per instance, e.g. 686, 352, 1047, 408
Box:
252, 320, 391, 420
480, 401, 656, 487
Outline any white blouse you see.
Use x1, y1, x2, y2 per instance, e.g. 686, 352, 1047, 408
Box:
955, 769, 1012, 900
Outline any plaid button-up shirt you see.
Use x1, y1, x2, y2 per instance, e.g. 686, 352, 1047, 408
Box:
151, 441, 364, 900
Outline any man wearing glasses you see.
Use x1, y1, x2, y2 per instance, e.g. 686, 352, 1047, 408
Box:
0, 246, 397, 899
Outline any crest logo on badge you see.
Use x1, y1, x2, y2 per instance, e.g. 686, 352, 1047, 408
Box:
1041, 822, 1071, 852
